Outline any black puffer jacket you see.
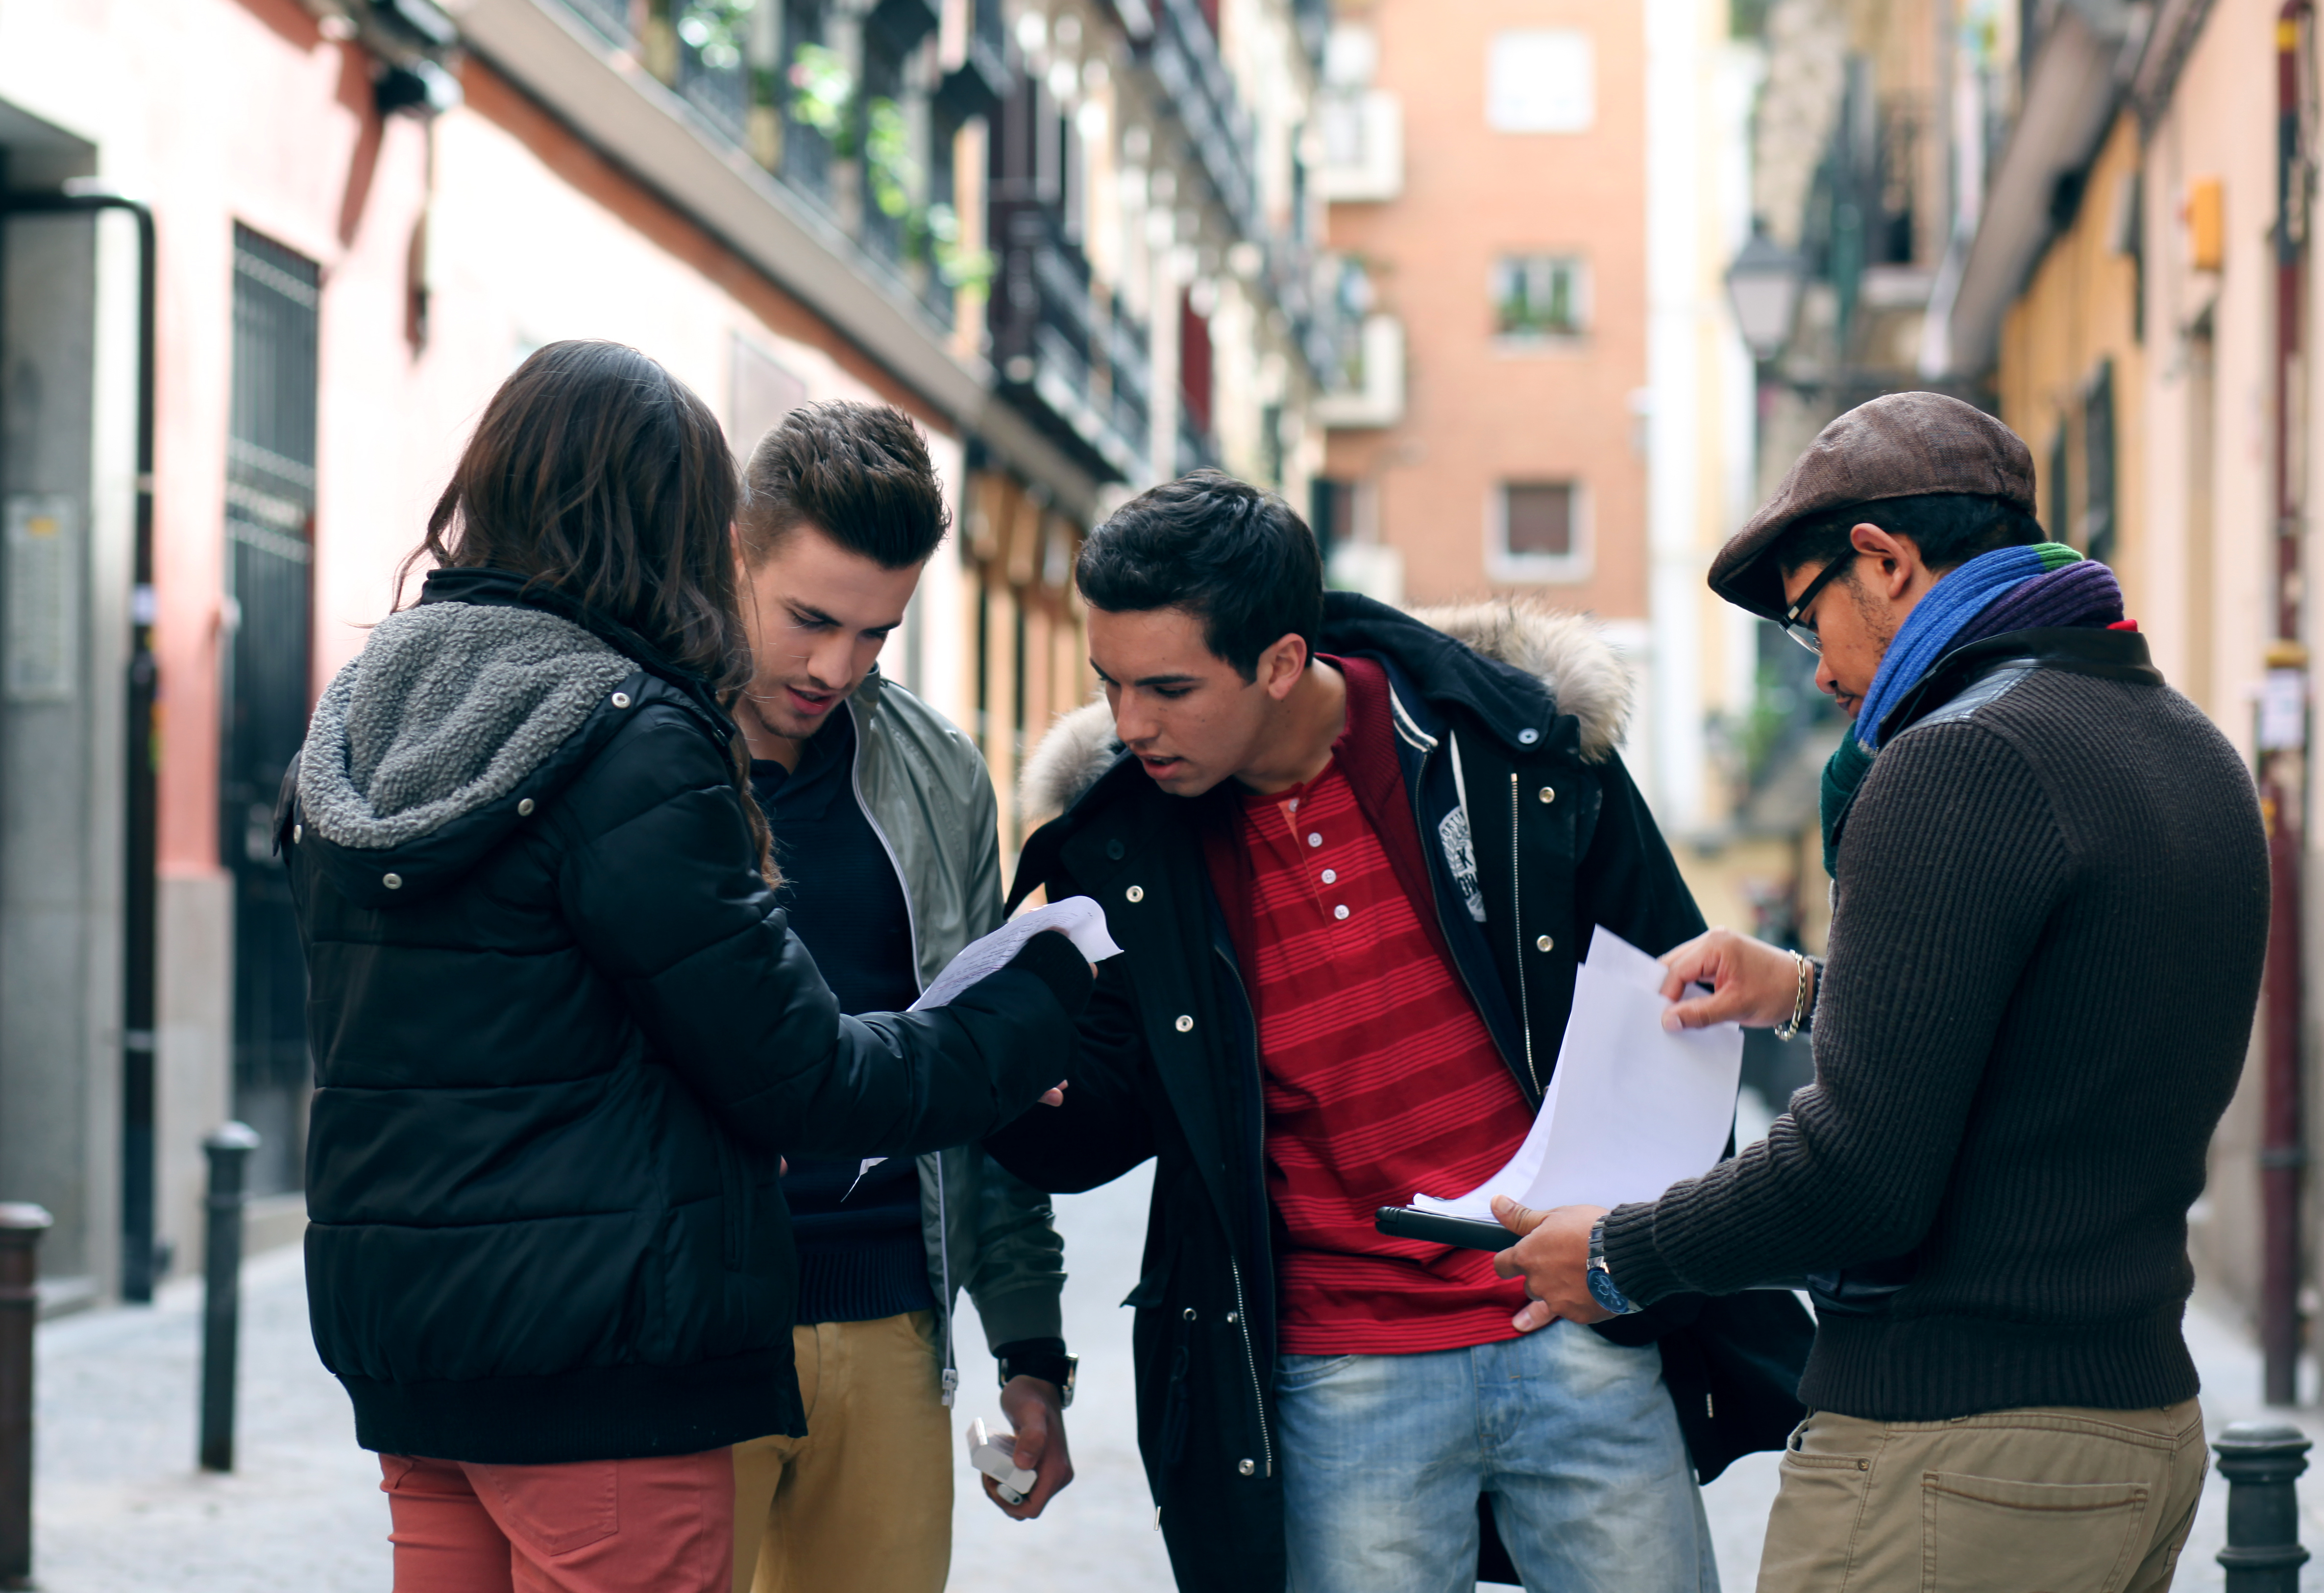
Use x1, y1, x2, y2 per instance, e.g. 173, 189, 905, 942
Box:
284, 569, 1077, 1465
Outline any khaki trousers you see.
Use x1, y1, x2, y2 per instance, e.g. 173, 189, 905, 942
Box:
1757, 1400, 2207, 1593
731, 1311, 953, 1593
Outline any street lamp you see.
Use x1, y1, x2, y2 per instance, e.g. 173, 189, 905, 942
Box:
1725, 224, 1806, 363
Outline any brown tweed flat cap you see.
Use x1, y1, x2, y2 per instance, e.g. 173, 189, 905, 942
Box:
1709, 391, 2037, 620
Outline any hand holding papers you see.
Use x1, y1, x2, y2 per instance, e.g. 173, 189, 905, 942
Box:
1402, 927, 1743, 1222
907, 894, 1123, 1011
844, 896, 1123, 1197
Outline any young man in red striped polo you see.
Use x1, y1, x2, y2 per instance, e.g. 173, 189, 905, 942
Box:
987, 471, 1810, 1592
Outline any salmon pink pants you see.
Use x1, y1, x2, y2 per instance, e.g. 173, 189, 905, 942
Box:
379, 1450, 734, 1593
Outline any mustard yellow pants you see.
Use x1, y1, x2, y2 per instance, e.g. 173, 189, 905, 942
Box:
731, 1311, 952, 1593
1758, 1399, 2208, 1592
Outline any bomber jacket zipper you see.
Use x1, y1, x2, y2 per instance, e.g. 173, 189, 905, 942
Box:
1210, 941, 1276, 1480
844, 700, 957, 1404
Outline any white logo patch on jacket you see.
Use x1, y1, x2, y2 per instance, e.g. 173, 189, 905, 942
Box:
1440, 806, 1487, 922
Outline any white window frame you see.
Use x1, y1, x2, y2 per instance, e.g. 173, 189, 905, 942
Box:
1488, 480, 1592, 584
1490, 253, 1592, 344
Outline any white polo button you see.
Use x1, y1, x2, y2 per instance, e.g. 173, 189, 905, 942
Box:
1539, 786, 1555, 804
517, 798, 535, 816
1237, 1459, 1256, 1476
1334, 904, 1350, 921
1536, 935, 1554, 952
1126, 885, 1145, 902
1307, 832, 1322, 848
1321, 869, 1337, 884
1518, 728, 1540, 745
383, 873, 403, 890
611, 691, 632, 708
1174, 1014, 1194, 1032
291, 823, 302, 843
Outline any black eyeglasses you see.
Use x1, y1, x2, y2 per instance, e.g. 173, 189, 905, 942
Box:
1778, 555, 1859, 654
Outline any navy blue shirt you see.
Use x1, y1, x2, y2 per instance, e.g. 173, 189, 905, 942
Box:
751, 702, 937, 1324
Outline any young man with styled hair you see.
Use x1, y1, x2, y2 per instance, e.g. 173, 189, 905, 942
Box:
1496, 393, 2269, 1589
985, 469, 1810, 1592
725, 400, 1076, 1593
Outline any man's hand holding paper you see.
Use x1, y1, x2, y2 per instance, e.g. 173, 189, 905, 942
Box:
1385, 927, 1746, 1330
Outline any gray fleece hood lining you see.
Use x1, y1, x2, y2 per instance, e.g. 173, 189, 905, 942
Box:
298, 602, 636, 851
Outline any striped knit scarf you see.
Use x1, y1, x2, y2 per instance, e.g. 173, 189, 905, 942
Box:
1819, 543, 2124, 875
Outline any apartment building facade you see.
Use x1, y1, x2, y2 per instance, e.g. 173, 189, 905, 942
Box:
0, 0, 1325, 1307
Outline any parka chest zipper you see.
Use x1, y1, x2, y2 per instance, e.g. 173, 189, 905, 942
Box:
1507, 772, 1540, 1097
1208, 941, 1276, 1482
1414, 724, 1545, 1108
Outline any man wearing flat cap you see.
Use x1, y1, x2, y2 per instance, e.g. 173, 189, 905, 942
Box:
1493, 391, 2271, 1588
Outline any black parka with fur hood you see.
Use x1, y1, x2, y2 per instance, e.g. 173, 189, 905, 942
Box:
987, 594, 1812, 1591
283, 569, 1079, 1465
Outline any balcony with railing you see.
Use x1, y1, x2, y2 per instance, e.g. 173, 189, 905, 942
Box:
1111, 0, 1328, 389
990, 200, 1150, 482
537, 0, 965, 332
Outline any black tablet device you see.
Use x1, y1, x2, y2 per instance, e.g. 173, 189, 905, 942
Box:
1374, 1205, 1514, 1252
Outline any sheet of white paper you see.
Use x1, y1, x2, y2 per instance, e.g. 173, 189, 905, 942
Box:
1408, 928, 1741, 1220
846, 896, 1125, 1195
907, 894, 1123, 1012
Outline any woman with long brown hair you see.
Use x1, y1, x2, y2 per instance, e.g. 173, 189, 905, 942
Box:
283, 341, 1084, 1592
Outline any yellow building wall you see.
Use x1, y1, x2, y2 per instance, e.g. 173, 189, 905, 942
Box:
1994, 115, 2146, 603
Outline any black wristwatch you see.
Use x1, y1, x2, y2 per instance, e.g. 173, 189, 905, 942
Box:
995, 1339, 1077, 1408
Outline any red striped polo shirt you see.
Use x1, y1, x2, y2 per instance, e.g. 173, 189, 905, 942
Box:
1208, 657, 1532, 1354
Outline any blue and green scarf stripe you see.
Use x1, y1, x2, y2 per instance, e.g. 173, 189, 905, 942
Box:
1818, 542, 2123, 876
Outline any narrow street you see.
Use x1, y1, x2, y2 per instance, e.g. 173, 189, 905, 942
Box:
22, 1156, 2323, 1592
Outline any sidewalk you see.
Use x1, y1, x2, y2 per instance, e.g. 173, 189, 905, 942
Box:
24, 1173, 2324, 1591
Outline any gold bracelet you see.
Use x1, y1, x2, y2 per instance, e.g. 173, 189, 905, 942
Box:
1773, 951, 1811, 1041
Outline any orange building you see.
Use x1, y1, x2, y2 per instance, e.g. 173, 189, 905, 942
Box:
1313, 0, 1648, 621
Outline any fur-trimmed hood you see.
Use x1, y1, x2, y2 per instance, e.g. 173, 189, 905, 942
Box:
1019, 599, 1632, 821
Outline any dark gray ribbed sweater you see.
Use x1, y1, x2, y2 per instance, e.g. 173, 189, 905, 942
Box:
1604, 636, 2270, 1420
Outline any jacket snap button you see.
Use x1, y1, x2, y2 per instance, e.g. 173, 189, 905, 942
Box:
1536, 935, 1554, 952
1182, 1307, 1198, 1322
1518, 727, 1540, 745
1538, 786, 1555, 803
611, 691, 632, 709
517, 798, 535, 817
1127, 885, 1145, 903
1106, 839, 1126, 860
1225, 1310, 1239, 1325
291, 823, 302, 843
1174, 1014, 1194, 1033
1237, 1459, 1256, 1476
382, 872, 403, 890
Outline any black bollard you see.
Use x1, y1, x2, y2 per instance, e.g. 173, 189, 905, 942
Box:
2216, 1418, 2313, 1592
0, 1204, 53, 1592
199, 1123, 260, 1473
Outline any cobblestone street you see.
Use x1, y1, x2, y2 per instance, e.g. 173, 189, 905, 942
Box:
22, 1159, 2324, 1592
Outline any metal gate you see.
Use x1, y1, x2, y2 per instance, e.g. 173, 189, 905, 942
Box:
221, 225, 317, 1196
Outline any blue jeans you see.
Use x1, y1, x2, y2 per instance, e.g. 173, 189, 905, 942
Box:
1276, 1321, 1716, 1593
